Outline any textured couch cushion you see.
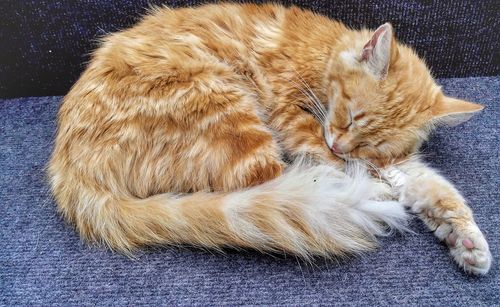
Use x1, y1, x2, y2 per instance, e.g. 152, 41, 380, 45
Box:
0, 77, 498, 305
1, 0, 499, 98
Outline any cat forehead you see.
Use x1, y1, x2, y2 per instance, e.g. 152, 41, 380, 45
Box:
339, 49, 383, 80
339, 50, 360, 67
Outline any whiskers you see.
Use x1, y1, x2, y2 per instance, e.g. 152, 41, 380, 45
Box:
278, 70, 327, 124
353, 156, 383, 179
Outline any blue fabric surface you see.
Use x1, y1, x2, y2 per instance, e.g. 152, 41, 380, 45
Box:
0, 77, 499, 305
1, 0, 499, 98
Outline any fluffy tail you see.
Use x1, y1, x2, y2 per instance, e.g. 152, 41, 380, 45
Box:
62, 163, 408, 258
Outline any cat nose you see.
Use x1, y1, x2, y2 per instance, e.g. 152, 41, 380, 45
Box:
332, 141, 351, 154
331, 143, 342, 153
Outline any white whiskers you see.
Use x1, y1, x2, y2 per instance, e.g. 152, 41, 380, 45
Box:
278, 72, 327, 124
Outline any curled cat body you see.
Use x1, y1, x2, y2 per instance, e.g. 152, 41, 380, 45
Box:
48, 3, 492, 274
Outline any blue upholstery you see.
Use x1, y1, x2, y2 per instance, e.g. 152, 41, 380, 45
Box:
1, 77, 498, 305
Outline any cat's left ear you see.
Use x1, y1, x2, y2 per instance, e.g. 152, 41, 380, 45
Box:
430, 96, 484, 126
360, 23, 396, 80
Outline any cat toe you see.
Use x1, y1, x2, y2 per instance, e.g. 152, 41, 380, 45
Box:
446, 232, 458, 247
371, 180, 396, 201
448, 225, 492, 275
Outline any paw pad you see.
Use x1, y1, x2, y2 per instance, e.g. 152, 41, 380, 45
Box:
447, 225, 492, 275
462, 238, 474, 249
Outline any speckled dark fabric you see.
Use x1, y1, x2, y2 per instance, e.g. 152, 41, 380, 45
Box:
0, 77, 499, 305
1, 0, 499, 98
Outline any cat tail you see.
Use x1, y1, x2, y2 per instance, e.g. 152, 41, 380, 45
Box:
69, 163, 409, 258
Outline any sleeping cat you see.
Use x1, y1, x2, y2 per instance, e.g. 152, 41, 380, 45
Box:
48, 3, 491, 274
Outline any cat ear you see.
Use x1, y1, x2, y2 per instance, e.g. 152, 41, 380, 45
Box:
360, 23, 394, 79
431, 96, 484, 126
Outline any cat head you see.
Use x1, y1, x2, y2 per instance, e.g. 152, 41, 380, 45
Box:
322, 23, 483, 163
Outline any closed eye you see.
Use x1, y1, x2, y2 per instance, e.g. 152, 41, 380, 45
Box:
333, 107, 356, 130
341, 108, 353, 129
353, 112, 366, 121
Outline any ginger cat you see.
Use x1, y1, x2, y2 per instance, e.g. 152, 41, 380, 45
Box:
48, 3, 491, 274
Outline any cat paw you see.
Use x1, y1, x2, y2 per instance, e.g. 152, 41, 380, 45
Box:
379, 166, 408, 193
400, 176, 492, 275
435, 222, 492, 275
370, 179, 397, 201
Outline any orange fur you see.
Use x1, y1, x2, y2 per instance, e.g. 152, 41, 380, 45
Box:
48, 3, 489, 273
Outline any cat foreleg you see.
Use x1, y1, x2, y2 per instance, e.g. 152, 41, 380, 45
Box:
382, 158, 492, 275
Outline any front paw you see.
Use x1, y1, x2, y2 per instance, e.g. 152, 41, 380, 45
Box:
370, 179, 398, 201
378, 165, 406, 187
436, 221, 492, 275
400, 176, 492, 275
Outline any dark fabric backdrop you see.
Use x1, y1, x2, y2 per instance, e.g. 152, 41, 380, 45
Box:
1, 0, 499, 98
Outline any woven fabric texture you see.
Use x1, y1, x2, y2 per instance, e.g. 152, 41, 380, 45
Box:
1, 77, 498, 305
1, 0, 499, 98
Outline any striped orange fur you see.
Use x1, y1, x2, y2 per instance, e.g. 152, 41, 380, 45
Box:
48, 3, 490, 274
